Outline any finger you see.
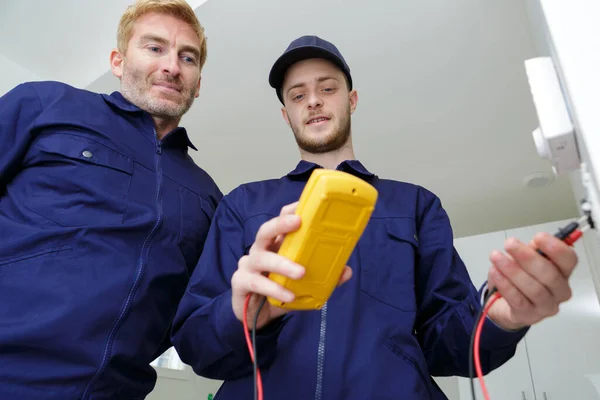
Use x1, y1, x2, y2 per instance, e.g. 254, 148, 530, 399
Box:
273, 202, 300, 251
272, 234, 285, 250
490, 249, 554, 310
503, 238, 572, 303
532, 232, 579, 279
337, 266, 353, 286
488, 264, 534, 312
280, 201, 299, 216
251, 214, 300, 252
232, 270, 295, 303
240, 252, 305, 279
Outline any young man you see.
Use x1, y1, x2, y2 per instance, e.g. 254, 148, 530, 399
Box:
172, 36, 578, 399
0, 1, 221, 399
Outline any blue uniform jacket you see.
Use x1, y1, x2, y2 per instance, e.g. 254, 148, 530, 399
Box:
172, 160, 528, 400
0, 82, 222, 400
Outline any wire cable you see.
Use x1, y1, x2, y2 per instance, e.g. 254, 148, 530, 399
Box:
243, 294, 266, 400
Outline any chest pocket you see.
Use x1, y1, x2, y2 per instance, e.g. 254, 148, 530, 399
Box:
24, 133, 133, 227
178, 186, 214, 271
360, 218, 419, 312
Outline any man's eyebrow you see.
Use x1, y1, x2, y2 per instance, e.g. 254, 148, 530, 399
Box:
138, 34, 169, 46
138, 34, 201, 59
316, 76, 339, 83
286, 82, 306, 95
286, 76, 340, 95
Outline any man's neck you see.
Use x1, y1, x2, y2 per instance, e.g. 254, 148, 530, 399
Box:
299, 140, 356, 170
153, 116, 180, 140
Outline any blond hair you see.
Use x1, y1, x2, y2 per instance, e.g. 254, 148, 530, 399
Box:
117, 0, 207, 70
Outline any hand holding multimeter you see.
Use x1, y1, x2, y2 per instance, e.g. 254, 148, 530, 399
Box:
231, 201, 348, 329
231, 169, 377, 330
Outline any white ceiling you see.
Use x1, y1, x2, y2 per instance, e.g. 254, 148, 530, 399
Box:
0, 0, 579, 238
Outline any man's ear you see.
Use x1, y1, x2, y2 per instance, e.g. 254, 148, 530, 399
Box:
195, 76, 201, 98
281, 106, 291, 126
349, 89, 358, 115
110, 49, 124, 79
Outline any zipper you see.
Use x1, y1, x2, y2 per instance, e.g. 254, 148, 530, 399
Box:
82, 131, 165, 398
315, 302, 327, 400
313, 165, 346, 400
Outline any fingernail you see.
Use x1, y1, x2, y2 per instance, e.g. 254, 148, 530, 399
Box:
284, 291, 294, 302
505, 238, 520, 251
543, 235, 558, 251
492, 251, 508, 267
292, 266, 304, 279
490, 250, 502, 262
534, 232, 549, 242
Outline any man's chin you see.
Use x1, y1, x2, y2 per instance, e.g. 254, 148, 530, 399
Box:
295, 127, 350, 153
296, 138, 339, 154
150, 95, 188, 112
146, 105, 181, 118
301, 127, 336, 139
151, 89, 182, 102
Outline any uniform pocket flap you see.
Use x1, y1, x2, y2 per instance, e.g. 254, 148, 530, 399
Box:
385, 219, 419, 247
35, 134, 133, 175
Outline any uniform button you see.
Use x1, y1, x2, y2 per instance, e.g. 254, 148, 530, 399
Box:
82, 150, 93, 158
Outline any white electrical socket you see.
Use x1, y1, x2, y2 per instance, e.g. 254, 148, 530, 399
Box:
525, 57, 581, 174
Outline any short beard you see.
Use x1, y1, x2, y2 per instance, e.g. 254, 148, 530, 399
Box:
120, 65, 196, 119
292, 104, 351, 154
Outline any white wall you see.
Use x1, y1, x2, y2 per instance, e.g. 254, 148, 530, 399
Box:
524, 0, 552, 56
0, 54, 39, 96
434, 376, 460, 399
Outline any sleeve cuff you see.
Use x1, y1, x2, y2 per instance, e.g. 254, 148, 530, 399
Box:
215, 294, 289, 354
476, 282, 529, 348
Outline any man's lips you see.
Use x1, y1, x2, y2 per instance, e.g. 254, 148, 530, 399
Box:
153, 83, 182, 92
306, 116, 330, 125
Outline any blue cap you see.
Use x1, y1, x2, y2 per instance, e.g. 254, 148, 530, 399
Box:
269, 35, 352, 104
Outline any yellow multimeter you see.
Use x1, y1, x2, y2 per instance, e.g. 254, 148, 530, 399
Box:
267, 169, 378, 310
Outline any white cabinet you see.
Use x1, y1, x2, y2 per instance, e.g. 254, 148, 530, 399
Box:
147, 348, 222, 400
146, 368, 222, 400
453, 219, 600, 400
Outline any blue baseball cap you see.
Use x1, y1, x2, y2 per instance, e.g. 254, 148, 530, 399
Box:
268, 35, 353, 104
